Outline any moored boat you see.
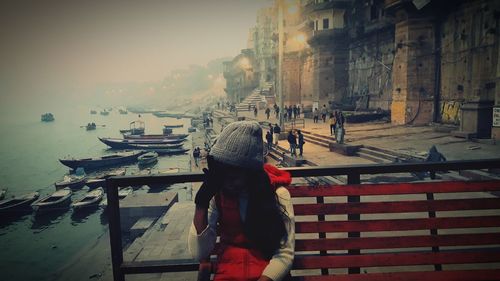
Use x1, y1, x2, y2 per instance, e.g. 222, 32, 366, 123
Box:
153, 148, 189, 156
163, 124, 184, 128
54, 175, 86, 190
0, 192, 39, 213
86, 168, 126, 189
90, 110, 97, 114
123, 133, 189, 140
100, 110, 109, 116
71, 187, 104, 210
122, 143, 184, 150
59, 151, 146, 170
99, 137, 185, 149
119, 120, 145, 135
138, 152, 158, 166
32, 188, 72, 212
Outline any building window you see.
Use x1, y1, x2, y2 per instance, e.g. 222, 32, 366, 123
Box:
323, 18, 329, 29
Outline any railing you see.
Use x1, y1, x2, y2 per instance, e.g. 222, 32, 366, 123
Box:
106, 158, 500, 281
284, 118, 306, 131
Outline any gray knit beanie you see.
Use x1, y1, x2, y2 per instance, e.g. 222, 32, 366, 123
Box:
210, 121, 263, 170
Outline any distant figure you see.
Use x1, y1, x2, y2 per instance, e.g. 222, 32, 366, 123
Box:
313, 108, 319, 123
193, 147, 201, 167
297, 130, 305, 156
297, 105, 301, 118
426, 145, 447, 179
321, 104, 327, 123
293, 105, 297, 119
248, 103, 251, 111
265, 131, 273, 150
338, 110, 345, 129
287, 106, 293, 121
275, 106, 280, 119
273, 123, 281, 146
287, 130, 297, 157
254, 106, 258, 117
265, 108, 270, 120
328, 113, 337, 136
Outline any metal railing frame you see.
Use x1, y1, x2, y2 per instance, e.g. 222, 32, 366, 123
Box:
106, 158, 500, 281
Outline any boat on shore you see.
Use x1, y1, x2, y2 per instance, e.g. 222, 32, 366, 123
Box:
71, 188, 104, 210
85, 168, 127, 189
55, 175, 86, 190
59, 151, 146, 170
99, 137, 185, 149
41, 113, 55, 122
163, 124, 184, 128
123, 133, 189, 140
138, 152, 158, 166
153, 148, 189, 156
32, 188, 72, 212
0, 192, 40, 214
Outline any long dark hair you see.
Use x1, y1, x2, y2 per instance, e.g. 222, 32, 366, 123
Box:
209, 157, 288, 259
243, 168, 288, 259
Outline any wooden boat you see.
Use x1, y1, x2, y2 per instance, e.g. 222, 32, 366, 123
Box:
123, 133, 189, 140
41, 113, 55, 122
138, 152, 158, 166
59, 151, 146, 170
99, 137, 185, 149
71, 187, 104, 209
54, 175, 86, 190
100, 110, 109, 116
90, 110, 97, 114
0, 192, 39, 213
85, 168, 126, 189
122, 143, 184, 150
163, 124, 184, 128
154, 148, 189, 156
32, 188, 72, 212
119, 120, 145, 135
86, 123, 96, 130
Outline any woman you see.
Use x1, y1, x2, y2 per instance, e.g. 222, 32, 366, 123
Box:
188, 121, 295, 281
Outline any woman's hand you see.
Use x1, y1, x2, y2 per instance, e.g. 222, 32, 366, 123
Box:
194, 167, 220, 209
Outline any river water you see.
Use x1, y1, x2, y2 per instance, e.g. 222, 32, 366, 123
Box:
0, 105, 193, 281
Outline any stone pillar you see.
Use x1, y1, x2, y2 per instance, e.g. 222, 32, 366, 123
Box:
391, 18, 435, 125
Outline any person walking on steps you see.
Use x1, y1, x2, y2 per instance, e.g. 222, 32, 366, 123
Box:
328, 113, 337, 137
287, 130, 297, 157
188, 121, 295, 281
297, 130, 305, 157
273, 123, 281, 146
254, 106, 258, 118
265, 108, 271, 120
266, 130, 273, 151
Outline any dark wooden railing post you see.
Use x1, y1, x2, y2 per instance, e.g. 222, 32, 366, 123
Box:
426, 191, 442, 271
347, 173, 361, 274
107, 179, 125, 281
316, 194, 328, 275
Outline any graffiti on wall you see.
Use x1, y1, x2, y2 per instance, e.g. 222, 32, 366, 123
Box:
440, 101, 461, 124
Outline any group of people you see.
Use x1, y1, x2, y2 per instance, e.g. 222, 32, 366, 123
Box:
283, 105, 301, 122
265, 123, 282, 150
287, 129, 305, 157
192, 146, 202, 167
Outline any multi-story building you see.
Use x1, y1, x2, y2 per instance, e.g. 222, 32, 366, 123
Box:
223, 49, 259, 104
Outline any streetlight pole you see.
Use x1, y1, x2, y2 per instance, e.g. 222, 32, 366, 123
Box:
277, 0, 284, 129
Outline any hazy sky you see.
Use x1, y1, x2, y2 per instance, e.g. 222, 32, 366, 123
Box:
0, 0, 272, 104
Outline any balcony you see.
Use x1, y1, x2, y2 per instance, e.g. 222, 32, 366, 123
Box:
304, 0, 352, 14
308, 28, 347, 46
